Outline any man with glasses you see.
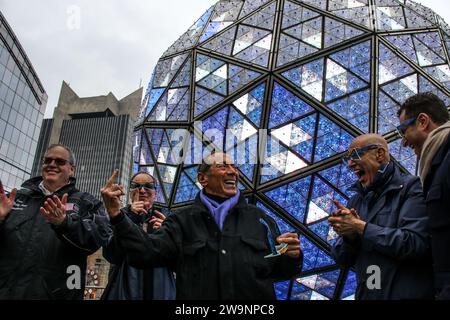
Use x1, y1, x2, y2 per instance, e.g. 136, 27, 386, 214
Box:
101, 171, 176, 300
398, 92, 450, 300
100, 152, 302, 299
0, 144, 111, 299
329, 134, 433, 299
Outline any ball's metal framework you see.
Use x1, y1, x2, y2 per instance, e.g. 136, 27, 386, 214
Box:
133, 0, 450, 300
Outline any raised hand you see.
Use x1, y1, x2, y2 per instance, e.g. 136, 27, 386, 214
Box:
101, 170, 124, 218
329, 200, 365, 237
130, 191, 149, 215
0, 181, 17, 222
276, 232, 301, 258
149, 210, 166, 230
40, 194, 68, 225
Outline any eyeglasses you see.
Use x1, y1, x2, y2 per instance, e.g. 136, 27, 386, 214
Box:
396, 116, 417, 138
130, 182, 156, 191
42, 157, 72, 166
341, 144, 382, 164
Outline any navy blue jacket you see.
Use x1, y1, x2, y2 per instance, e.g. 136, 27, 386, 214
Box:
331, 164, 434, 300
422, 133, 450, 299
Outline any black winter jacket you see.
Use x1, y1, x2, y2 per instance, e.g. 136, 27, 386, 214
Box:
0, 177, 111, 300
422, 133, 450, 299
111, 194, 302, 300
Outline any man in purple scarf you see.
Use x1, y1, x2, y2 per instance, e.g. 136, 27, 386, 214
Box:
102, 152, 302, 300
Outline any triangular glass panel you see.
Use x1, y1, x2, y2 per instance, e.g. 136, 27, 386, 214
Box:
307, 176, 348, 244
194, 86, 225, 118
341, 271, 357, 300
201, 26, 237, 56
300, 236, 335, 272
157, 164, 178, 201
389, 139, 418, 175
227, 140, 258, 182
152, 53, 189, 88
139, 132, 153, 166
281, 58, 324, 101
233, 25, 271, 56
383, 34, 418, 64
404, 7, 435, 29
281, 1, 321, 30
385, 32, 446, 67
227, 107, 259, 144
381, 74, 418, 104
275, 281, 290, 301
162, 6, 214, 57
149, 87, 190, 122
228, 65, 262, 94
378, 44, 414, 84
329, 40, 371, 82
284, 17, 322, 49
234, 34, 273, 67
171, 58, 192, 88
277, 33, 319, 67
295, 269, 340, 299
239, 0, 272, 19
318, 162, 357, 198
241, 2, 276, 30
144, 88, 166, 118
377, 90, 401, 135
413, 32, 446, 67
424, 65, 450, 91
418, 75, 450, 106
198, 64, 228, 95
314, 114, 354, 162
199, 0, 244, 42
323, 17, 365, 48
264, 175, 311, 222
174, 167, 202, 204
261, 136, 309, 183
201, 106, 228, 149
269, 82, 314, 129
376, 5, 406, 31
328, 0, 372, 30
271, 114, 316, 163
232, 82, 266, 127
324, 58, 368, 102
326, 89, 370, 133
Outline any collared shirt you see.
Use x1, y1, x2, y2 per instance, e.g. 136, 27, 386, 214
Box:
38, 181, 53, 196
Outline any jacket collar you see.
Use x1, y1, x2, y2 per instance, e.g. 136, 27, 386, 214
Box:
20, 176, 77, 197
192, 191, 248, 214
350, 165, 405, 223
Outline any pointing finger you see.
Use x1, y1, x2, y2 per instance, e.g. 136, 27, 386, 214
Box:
105, 170, 119, 188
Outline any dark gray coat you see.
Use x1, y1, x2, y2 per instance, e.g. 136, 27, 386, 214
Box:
331, 165, 434, 300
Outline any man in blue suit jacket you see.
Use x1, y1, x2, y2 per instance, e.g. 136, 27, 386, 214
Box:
329, 134, 434, 300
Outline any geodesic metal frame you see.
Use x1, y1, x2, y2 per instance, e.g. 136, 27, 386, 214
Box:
133, 0, 450, 300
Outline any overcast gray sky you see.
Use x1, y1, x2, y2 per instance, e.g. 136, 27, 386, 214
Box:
0, 0, 449, 118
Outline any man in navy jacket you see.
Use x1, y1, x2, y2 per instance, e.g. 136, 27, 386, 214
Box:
329, 134, 433, 299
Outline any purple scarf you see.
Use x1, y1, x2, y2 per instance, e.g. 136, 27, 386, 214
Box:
199, 190, 241, 230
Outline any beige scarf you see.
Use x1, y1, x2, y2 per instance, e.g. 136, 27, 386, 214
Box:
419, 121, 450, 183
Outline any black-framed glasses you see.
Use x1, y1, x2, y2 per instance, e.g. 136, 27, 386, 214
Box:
130, 182, 156, 191
42, 157, 72, 166
341, 144, 382, 164
396, 116, 418, 138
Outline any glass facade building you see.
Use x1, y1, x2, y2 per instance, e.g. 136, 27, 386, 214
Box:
0, 11, 47, 191
135, 0, 450, 299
